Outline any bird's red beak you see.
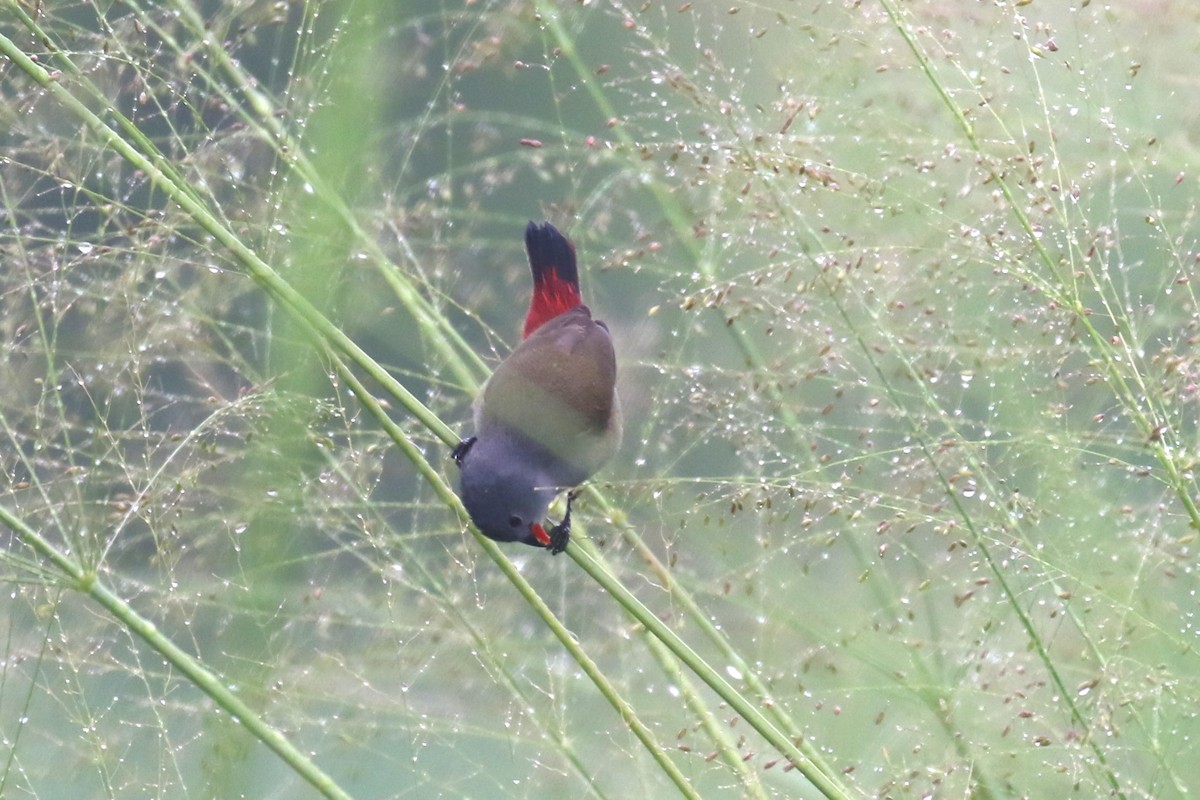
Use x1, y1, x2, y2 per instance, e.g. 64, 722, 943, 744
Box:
529, 521, 551, 547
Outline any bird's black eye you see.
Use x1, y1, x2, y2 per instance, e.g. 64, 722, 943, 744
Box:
508, 515, 523, 528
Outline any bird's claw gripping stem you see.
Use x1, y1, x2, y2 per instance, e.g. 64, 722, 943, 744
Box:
451, 436, 477, 466
545, 489, 580, 555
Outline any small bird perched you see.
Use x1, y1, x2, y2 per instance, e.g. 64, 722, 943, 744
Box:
453, 221, 621, 554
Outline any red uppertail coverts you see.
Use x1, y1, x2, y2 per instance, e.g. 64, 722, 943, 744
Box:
452, 222, 622, 554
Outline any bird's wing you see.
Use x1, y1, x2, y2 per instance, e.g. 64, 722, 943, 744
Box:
479, 306, 618, 473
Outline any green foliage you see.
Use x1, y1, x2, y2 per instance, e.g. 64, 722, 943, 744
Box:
2, 1, 1198, 798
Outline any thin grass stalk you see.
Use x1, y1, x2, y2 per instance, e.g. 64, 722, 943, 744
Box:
0, 503, 356, 800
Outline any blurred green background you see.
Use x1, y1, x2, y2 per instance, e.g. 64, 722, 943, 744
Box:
2, 1, 1198, 798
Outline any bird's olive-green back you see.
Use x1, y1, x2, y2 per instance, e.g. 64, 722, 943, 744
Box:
478, 305, 619, 475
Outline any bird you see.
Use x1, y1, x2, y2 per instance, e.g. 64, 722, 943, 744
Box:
453, 221, 621, 554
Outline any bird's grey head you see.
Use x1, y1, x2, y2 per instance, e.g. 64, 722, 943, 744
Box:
455, 435, 559, 546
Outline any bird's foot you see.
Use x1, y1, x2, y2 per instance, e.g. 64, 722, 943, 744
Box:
545, 490, 581, 555
451, 436, 477, 467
